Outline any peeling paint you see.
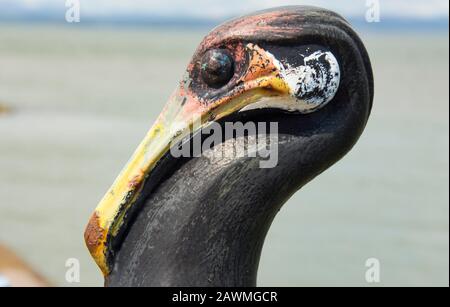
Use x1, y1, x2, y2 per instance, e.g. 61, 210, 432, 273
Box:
84, 212, 108, 275
269, 49, 340, 113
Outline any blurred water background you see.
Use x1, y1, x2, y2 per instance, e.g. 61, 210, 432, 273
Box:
0, 3, 449, 286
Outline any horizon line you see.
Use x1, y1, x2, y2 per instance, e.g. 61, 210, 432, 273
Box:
0, 14, 448, 31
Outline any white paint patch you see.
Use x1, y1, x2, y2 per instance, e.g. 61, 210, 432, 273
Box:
264, 49, 340, 114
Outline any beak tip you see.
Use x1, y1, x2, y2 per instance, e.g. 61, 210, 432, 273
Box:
84, 212, 109, 275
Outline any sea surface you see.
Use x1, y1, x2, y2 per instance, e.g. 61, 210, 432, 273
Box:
0, 24, 448, 286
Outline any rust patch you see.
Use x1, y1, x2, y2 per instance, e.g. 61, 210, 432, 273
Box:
84, 212, 106, 256
128, 174, 144, 189
243, 44, 278, 81
197, 8, 306, 54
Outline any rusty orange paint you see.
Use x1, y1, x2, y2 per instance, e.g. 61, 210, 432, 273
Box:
195, 9, 304, 54
84, 212, 109, 275
128, 172, 145, 189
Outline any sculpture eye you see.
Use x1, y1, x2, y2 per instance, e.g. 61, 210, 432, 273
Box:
200, 49, 234, 88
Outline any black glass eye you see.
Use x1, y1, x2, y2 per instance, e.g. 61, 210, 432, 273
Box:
200, 49, 234, 88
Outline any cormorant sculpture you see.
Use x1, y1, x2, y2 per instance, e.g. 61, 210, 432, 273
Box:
85, 6, 374, 287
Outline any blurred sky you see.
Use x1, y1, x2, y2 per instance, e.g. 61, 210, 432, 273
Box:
0, 0, 448, 21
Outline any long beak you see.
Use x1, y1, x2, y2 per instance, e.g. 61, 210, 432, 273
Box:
85, 44, 291, 275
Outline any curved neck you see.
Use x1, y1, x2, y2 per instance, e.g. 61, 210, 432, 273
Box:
106, 142, 293, 286
106, 107, 360, 287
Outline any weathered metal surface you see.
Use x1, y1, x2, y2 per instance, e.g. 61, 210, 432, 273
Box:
85, 5, 374, 282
